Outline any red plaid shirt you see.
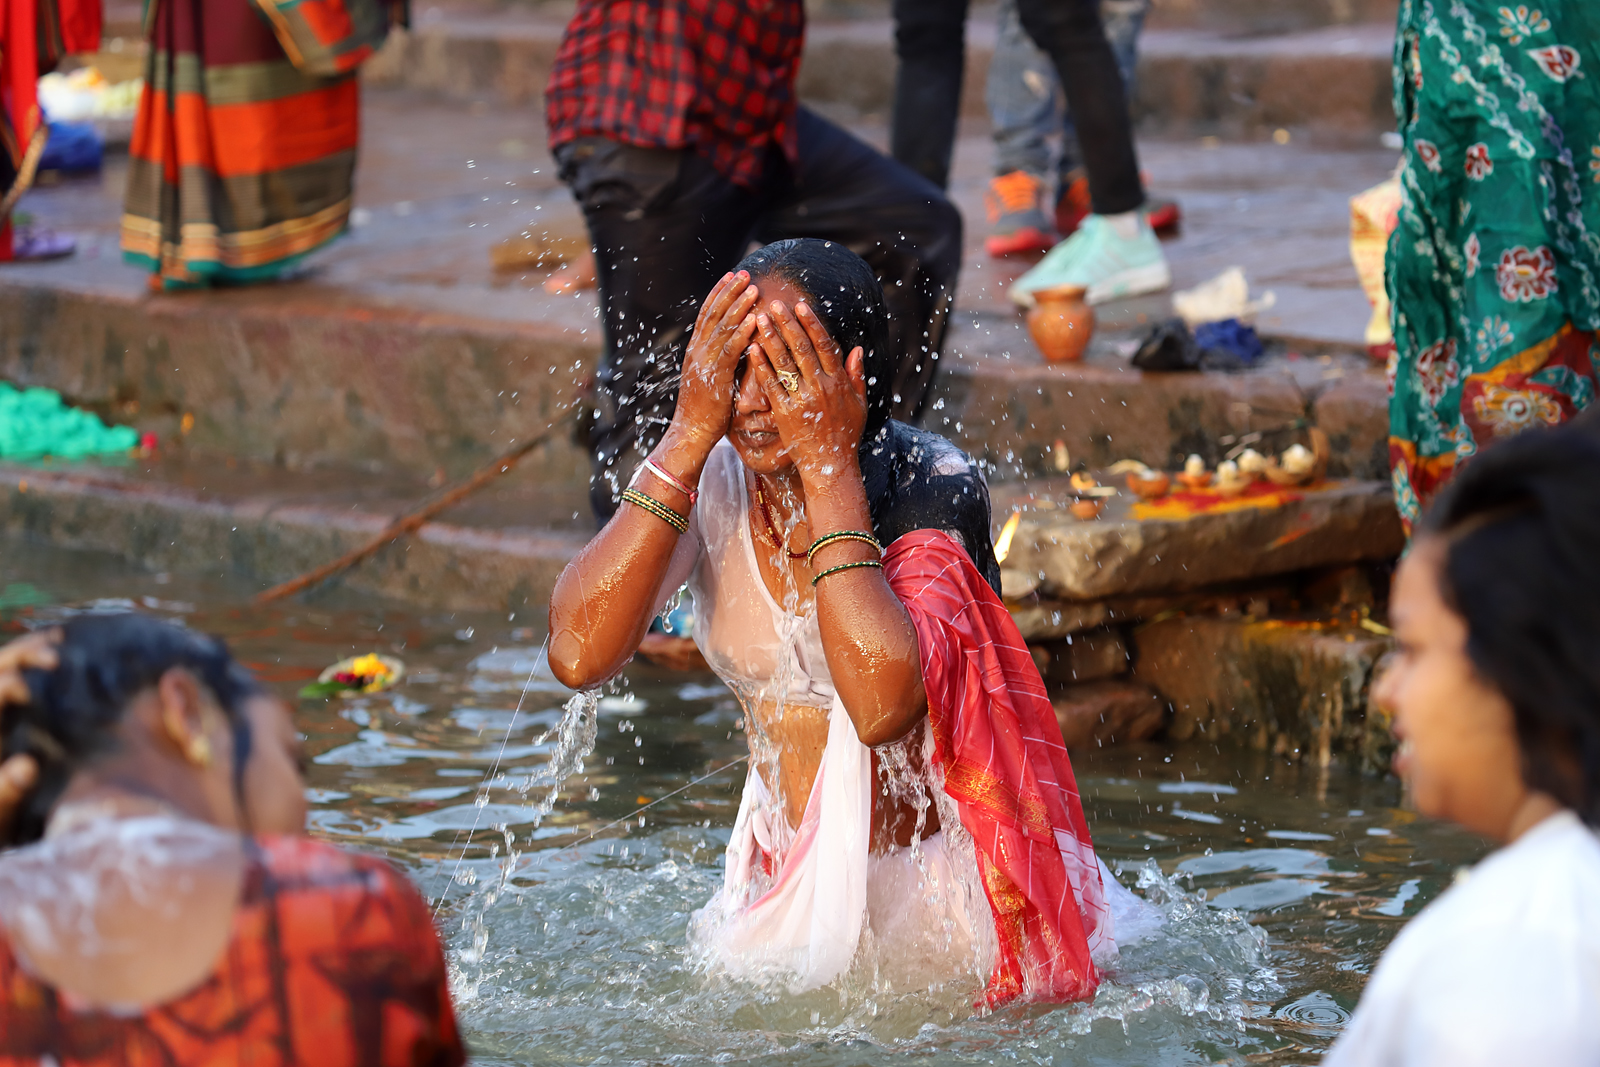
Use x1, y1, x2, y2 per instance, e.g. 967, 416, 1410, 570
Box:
544, 0, 805, 189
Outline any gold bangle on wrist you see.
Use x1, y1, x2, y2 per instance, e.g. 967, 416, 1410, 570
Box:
805, 530, 882, 566
621, 488, 688, 534
811, 559, 884, 587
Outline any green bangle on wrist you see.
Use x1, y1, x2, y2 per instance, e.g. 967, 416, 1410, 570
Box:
805, 529, 882, 566
811, 558, 884, 587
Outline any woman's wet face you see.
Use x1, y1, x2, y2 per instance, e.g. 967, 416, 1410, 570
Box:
1374, 540, 1528, 839
237, 694, 307, 835
728, 273, 812, 476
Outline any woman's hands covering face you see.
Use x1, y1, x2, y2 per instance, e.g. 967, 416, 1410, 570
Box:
747, 299, 868, 484
673, 271, 761, 455
0, 630, 59, 833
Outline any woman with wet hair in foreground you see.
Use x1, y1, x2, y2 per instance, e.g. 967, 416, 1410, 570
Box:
0, 613, 465, 1066
1324, 421, 1600, 1064
549, 238, 1154, 1005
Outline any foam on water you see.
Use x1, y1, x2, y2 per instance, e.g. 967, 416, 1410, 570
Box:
446, 836, 1289, 1066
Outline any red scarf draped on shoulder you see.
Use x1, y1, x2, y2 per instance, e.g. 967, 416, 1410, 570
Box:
885, 529, 1107, 1007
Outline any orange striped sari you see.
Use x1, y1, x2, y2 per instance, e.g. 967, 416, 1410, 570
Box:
120, 0, 394, 287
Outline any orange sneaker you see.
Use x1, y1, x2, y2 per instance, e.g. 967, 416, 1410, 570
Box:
985, 170, 1056, 257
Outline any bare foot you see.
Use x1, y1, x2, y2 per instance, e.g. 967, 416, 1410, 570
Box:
636, 632, 708, 672
543, 247, 597, 295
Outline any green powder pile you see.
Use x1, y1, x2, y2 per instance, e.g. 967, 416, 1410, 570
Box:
0, 384, 139, 459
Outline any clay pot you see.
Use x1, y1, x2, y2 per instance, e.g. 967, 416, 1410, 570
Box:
1176, 471, 1212, 490
1126, 471, 1171, 500
1069, 499, 1104, 521
1027, 285, 1095, 362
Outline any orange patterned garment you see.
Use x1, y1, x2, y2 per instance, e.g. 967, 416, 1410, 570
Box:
0, 835, 465, 1067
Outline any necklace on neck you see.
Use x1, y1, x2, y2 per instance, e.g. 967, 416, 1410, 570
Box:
753, 475, 808, 561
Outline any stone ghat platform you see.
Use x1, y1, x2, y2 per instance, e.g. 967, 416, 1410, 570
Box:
994, 473, 1400, 770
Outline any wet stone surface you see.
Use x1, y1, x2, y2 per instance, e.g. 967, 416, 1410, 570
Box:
996, 477, 1404, 602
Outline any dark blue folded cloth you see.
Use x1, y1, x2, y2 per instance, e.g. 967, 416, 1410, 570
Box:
40, 121, 104, 173
1193, 318, 1264, 366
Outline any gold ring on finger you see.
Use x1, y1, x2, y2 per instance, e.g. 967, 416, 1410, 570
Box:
776, 369, 801, 393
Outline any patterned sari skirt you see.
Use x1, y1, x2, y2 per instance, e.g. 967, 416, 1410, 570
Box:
1387, 0, 1600, 532
119, 0, 360, 287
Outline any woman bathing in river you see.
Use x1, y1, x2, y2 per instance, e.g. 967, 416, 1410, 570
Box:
549, 239, 1147, 1003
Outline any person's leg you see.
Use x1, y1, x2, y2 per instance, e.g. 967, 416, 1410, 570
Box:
1055, 0, 1150, 234
1009, 0, 1169, 305
760, 109, 963, 423
984, 0, 1059, 255
559, 138, 765, 520
1015, 0, 1141, 216
889, 0, 970, 191
988, 0, 1056, 180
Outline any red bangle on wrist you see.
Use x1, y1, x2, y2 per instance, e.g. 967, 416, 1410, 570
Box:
639, 457, 698, 505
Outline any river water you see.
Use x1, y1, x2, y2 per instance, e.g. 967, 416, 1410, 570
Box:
0, 541, 1488, 1065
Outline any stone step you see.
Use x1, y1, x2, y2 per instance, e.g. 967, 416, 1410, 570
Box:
0, 274, 1391, 496
0, 460, 586, 613
363, 12, 1398, 137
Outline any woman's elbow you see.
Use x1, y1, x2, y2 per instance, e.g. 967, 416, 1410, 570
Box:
546, 621, 607, 691
852, 691, 929, 748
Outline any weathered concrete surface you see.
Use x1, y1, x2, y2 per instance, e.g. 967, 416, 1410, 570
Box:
1030, 627, 1130, 685
1007, 580, 1296, 641
1131, 615, 1394, 771
364, 11, 1395, 137
0, 284, 591, 481
1000, 478, 1403, 602
0, 464, 586, 611
1053, 680, 1167, 750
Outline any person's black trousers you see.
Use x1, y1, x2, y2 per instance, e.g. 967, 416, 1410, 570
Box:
890, 0, 1144, 214
558, 108, 963, 521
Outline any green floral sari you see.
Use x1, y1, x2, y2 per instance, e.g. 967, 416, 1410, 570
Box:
1388, 0, 1600, 531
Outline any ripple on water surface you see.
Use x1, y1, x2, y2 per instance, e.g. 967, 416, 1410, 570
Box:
1, 542, 1490, 1065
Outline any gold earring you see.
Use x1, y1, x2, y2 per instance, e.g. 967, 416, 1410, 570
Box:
188, 736, 213, 768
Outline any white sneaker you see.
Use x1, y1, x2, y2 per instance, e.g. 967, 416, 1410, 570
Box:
1010, 213, 1172, 307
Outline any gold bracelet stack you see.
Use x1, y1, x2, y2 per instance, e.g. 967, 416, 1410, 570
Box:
621, 488, 688, 534
806, 529, 882, 566
812, 559, 884, 586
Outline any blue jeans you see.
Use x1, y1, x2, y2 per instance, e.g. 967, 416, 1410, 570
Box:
989, 0, 1148, 180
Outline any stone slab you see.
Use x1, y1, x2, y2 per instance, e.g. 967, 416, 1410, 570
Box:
1053, 680, 1167, 750
999, 477, 1403, 602
1030, 627, 1130, 685
0, 464, 586, 612
1007, 580, 1296, 641
1131, 614, 1394, 770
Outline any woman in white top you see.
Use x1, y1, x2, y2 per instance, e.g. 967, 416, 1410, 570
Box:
548, 239, 1146, 1004
1325, 420, 1600, 1065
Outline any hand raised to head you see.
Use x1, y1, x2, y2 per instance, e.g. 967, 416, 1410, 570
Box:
671, 271, 761, 457
748, 298, 868, 486
0, 629, 60, 834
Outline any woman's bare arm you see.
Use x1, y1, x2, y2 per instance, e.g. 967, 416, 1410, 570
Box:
547, 272, 760, 689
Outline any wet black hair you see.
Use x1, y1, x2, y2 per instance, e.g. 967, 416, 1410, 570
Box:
734, 238, 895, 439
1418, 420, 1600, 826
2, 612, 261, 845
